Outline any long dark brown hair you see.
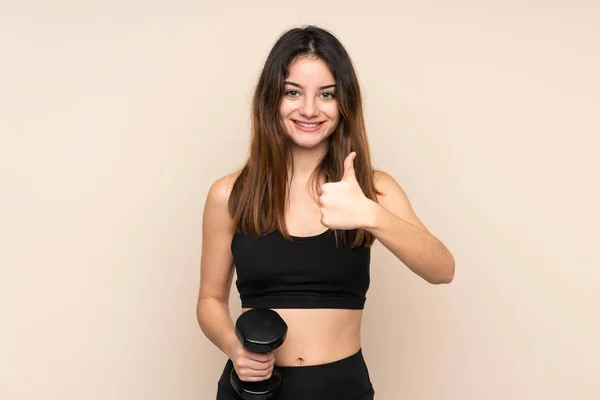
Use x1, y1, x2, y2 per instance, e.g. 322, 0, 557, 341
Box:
228, 25, 381, 248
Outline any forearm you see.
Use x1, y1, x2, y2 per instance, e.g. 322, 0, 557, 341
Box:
197, 297, 238, 358
364, 201, 455, 284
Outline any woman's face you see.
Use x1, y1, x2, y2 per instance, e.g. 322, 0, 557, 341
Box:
279, 57, 340, 149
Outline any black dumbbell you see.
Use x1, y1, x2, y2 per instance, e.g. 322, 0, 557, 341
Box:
230, 308, 288, 400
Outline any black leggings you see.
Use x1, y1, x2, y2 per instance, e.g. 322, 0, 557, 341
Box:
216, 348, 375, 400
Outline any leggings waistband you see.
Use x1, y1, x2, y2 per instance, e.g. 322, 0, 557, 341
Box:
217, 348, 374, 400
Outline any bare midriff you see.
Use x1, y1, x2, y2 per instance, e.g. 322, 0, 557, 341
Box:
241, 307, 363, 367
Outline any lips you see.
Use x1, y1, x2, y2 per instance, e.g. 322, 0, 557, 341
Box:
292, 120, 325, 132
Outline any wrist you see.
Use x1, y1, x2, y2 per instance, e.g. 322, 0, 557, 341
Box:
361, 199, 381, 230
223, 331, 239, 359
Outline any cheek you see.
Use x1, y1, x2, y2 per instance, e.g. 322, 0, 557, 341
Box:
325, 104, 340, 121
279, 100, 294, 117
321, 98, 338, 113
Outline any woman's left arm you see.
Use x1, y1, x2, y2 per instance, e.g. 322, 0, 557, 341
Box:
363, 171, 455, 284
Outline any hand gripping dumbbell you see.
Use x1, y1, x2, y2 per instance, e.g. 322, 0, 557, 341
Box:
230, 308, 288, 400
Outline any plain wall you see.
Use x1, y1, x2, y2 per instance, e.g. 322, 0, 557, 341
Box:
1, 1, 599, 399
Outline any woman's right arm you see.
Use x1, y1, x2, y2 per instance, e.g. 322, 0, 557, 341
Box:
196, 174, 239, 357
197, 173, 275, 381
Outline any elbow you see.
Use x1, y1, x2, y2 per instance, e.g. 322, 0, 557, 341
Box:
438, 270, 454, 284
437, 252, 455, 284
196, 297, 211, 326
426, 260, 455, 285
422, 241, 455, 285
196, 299, 204, 326
196, 296, 229, 325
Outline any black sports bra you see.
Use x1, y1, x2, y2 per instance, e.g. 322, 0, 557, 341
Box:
231, 229, 371, 310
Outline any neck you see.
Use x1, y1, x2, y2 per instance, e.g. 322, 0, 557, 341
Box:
287, 142, 328, 180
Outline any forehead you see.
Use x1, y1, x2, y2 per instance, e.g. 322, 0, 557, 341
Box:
286, 56, 335, 85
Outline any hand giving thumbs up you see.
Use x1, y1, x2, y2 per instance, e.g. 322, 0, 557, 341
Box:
318, 152, 375, 230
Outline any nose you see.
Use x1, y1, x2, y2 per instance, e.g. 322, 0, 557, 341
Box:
299, 97, 318, 118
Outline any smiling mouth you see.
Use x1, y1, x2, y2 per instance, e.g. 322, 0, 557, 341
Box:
292, 120, 325, 128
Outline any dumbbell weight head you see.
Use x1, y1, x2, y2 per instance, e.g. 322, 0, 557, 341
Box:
235, 308, 288, 352
230, 308, 288, 400
230, 368, 282, 400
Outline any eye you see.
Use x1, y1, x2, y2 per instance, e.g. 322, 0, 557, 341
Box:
285, 90, 300, 97
321, 91, 336, 99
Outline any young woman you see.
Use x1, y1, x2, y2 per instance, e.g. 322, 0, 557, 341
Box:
197, 25, 455, 400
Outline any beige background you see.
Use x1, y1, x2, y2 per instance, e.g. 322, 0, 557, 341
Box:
1, 1, 599, 399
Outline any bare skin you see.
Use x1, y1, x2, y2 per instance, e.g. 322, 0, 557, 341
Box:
243, 307, 362, 366
242, 307, 362, 366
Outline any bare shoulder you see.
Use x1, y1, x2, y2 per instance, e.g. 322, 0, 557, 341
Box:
207, 169, 243, 206
372, 169, 430, 233
372, 169, 406, 198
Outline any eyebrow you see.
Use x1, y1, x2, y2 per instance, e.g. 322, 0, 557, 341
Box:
284, 81, 337, 90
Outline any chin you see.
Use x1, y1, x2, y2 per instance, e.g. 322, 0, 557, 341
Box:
286, 128, 333, 148
288, 134, 330, 149
290, 139, 321, 149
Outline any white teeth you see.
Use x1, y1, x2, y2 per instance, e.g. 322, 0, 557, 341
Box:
296, 122, 321, 127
